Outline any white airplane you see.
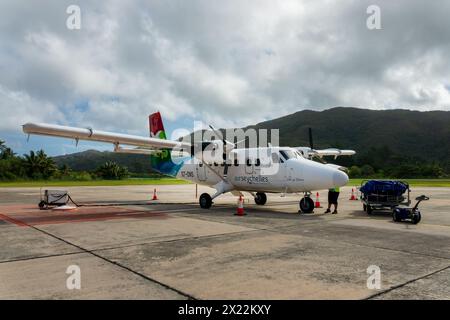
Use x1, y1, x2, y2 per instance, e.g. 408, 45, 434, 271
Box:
22, 112, 355, 213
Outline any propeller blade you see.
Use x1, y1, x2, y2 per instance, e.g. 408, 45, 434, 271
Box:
235, 137, 248, 148
209, 124, 235, 152
308, 127, 314, 150
209, 125, 225, 143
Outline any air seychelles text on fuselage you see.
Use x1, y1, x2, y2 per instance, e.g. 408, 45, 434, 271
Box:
235, 175, 269, 184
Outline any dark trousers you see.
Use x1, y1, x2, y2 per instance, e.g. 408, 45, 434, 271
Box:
328, 191, 340, 205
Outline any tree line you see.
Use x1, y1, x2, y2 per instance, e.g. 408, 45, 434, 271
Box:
333, 145, 449, 179
0, 140, 130, 181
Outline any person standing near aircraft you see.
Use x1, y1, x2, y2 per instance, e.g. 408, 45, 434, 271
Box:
325, 187, 340, 214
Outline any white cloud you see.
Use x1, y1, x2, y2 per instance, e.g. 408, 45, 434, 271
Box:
0, 85, 64, 131
1, 0, 450, 136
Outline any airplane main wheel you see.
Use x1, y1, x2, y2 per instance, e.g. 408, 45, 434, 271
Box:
199, 193, 212, 209
299, 197, 314, 213
254, 192, 267, 205
393, 210, 400, 222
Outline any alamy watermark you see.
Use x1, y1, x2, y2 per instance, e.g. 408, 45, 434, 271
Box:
66, 5, 81, 30
366, 265, 381, 290
66, 264, 81, 290
366, 5, 381, 30
171, 120, 281, 175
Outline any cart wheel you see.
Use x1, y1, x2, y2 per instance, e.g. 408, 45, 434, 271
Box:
38, 200, 46, 210
412, 212, 421, 224
366, 206, 373, 214
393, 211, 400, 222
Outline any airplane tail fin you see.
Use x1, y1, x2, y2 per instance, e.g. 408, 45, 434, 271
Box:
149, 111, 167, 139
148, 112, 183, 177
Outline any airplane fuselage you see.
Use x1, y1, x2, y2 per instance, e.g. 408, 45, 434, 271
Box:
172, 147, 349, 194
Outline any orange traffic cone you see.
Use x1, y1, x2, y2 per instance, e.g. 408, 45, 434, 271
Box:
235, 195, 246, 216
152, 188, 159, 201
349, 188, 357, 200
315, 192, 322, 208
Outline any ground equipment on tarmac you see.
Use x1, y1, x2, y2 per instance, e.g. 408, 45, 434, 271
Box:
392, 195, 429, 224
360, 180, 410, 214
38, 189, 70, 209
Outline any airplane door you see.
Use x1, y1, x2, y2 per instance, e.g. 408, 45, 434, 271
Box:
287, 165, 294, 183
283, 162, 294, 191
196, 163, 207, 181
286, 161, 303, 191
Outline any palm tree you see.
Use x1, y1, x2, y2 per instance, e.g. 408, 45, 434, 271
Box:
96, 161, 129, 180
23, 151, 40, 178
0, 140, 14, 160
36, 150, 56, 179
59, 164, 72, 176
23, 150, 56, 179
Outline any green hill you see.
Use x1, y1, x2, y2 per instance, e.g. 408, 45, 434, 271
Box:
250, 107, 450, 160
53, 150, 154, 175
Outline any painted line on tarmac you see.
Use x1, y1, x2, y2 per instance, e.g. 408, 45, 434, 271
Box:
0, 213, 27, 227
0, 251, 84, 265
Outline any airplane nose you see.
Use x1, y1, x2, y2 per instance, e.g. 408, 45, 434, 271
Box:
333, 170, 349, 187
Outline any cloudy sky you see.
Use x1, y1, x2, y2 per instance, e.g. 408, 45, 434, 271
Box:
1, 0, 450, 155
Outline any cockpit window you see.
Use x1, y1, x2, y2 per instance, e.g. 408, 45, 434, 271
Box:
280, 150, 297, 160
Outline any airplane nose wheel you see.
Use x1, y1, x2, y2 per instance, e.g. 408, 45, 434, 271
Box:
254, 192, 267, 205
199, 193, 212, 209
299, 196, 314, 213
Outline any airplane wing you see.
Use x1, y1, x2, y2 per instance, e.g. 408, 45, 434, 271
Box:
315, 148, 356, 158
22, 123, 191, 153
295, 147, 355, 159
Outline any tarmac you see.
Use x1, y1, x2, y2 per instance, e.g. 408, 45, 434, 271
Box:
0, 184, 449, 299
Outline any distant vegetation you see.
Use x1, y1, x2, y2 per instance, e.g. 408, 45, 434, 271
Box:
95, 161, 130, 180
334, 145, 447, 179
0, 140, 137, 182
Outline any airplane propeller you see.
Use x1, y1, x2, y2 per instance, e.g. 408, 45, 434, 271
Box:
309, 127, 314, 150
308, 127, 327, 164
